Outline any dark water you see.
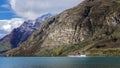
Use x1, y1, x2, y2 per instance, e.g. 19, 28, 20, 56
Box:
0, 57, 120, 68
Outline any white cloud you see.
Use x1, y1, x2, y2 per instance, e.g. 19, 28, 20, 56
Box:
9, 0, 84, 19
0, 18, 24, 38
0, 18, 24, 32
2, 24, 11, 31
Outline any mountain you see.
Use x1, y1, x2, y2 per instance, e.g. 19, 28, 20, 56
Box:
34, 13, 53, 29
0, 13, 52, 53
5, 0, 120, 56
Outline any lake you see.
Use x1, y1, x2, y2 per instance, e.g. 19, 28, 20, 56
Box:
0, 57, 120, 68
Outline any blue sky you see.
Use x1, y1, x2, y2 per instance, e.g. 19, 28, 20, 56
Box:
0, 0, 20, 20
0, 0, 83, 39
0, 0, 83, 20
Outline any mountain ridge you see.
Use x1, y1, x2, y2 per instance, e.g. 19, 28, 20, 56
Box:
0, 13, 52, 53
5, 0, 120, 56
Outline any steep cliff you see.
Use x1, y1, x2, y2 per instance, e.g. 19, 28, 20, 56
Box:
5, 0, 120, 56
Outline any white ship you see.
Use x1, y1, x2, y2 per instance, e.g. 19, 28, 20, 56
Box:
68, 54, 86, 57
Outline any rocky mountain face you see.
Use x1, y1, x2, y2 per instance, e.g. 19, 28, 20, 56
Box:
0, 13, 52, 53
5, 0, 120, 56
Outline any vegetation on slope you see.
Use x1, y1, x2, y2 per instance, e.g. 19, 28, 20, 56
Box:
4, 0, 120, 56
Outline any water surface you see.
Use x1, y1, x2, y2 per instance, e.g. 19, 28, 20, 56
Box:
0, 57, 120, 68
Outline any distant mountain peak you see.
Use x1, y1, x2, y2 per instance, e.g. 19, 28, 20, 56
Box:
34, 13, 53, 29
5, 0, 120, 56
0, 13, 53, 52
